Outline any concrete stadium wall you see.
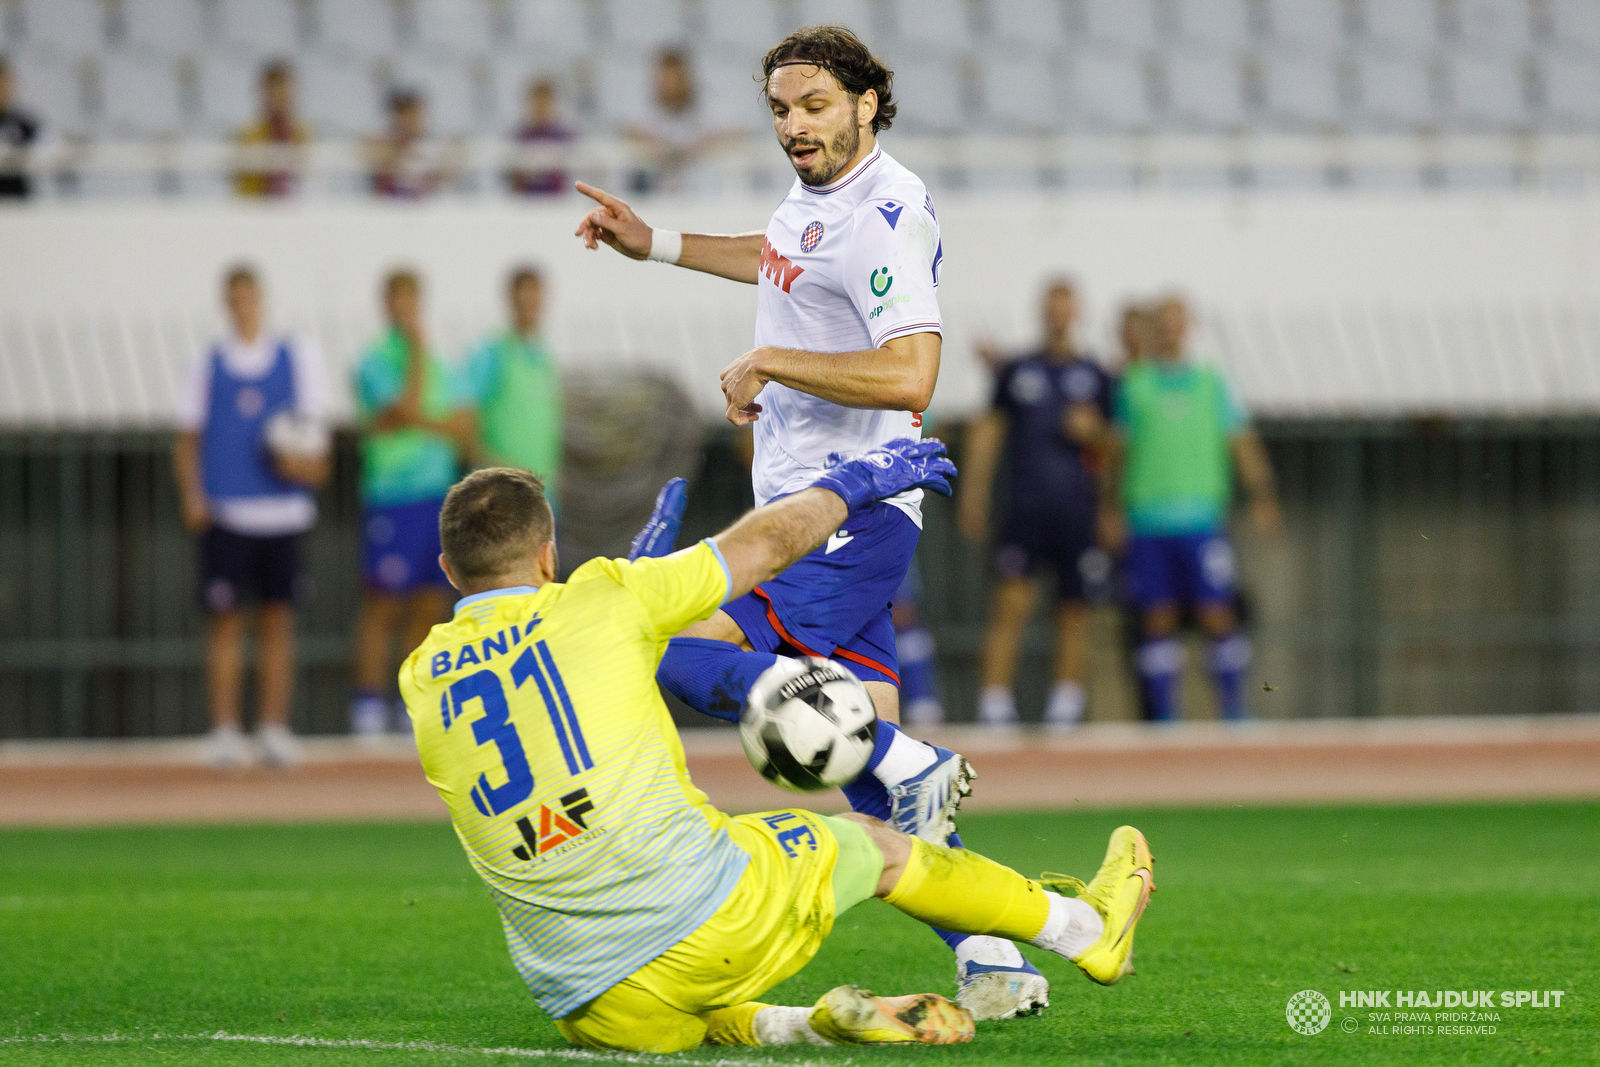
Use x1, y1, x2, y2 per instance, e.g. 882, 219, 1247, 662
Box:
4, 191, 1600, 425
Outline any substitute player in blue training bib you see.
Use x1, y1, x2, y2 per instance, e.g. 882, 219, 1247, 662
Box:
573, 26, 1048, 1017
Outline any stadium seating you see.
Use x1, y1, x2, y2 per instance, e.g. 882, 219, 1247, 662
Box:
0, 0, 1594, 192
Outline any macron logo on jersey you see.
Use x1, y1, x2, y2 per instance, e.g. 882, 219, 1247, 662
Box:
876, 202, 903, 229
759, 237, 805, 293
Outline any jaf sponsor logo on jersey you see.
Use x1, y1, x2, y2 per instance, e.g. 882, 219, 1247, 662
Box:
759, 237, 805, 293
800, 220, 824, 252
512, 787, 598, 860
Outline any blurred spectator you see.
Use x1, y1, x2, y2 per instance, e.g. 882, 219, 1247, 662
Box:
892, 561, 944, 726
1117, 303, 1154, 367
368, 89, 460, 199
508, 79, 576, 196
959, 280, 1114, 727
233, 61, 309, 199
623, 48, 732, 193
1101, 295, 1280, 722
173, 266, 330, 768
461, 266, 564, 504
0, 57, 42, 199
350, 270, 475, 735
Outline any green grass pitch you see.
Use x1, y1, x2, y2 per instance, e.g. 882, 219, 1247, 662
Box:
2, 803, 1594, 1065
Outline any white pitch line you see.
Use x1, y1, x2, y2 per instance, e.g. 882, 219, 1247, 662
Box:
0, 1031, 843, 1065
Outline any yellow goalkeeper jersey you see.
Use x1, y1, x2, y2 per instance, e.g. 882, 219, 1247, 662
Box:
400, 540, 745, 1017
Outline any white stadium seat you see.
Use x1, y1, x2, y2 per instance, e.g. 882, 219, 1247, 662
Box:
1352, 52, 1434, 126
18, 0, 107, 54
98, 53, 184, 134
1165, 52, 1245, 127
1446, 53, 1525, 127
1067, 51, 1151, 128
509, 0, 593, 58
195, 52, 258, 134
1454, 0, 1531, 52
979, 52, 1063, 132
603, 0, 690, 49
120, 0, 205, 55
1080, 0, 1159, 51
389, 56, 482, 134
791, 0, 878, 46
1361, 0, 1437, 51
1260, 47, 1342, 125
1265, 0, 1343, 49
413, 0, 496, 55
888, 0, 974, 54
296, 54, 383, 134
696, 51, 772, 134
590, 49, 655, 128
1541, 55, 1600, 125
699, 0, 785, 55
8, 51, 91, 133
987, 0, 1070, 49
1547, 0, 1600, 52
216, 0, 302, 55
315, 0, 398, 57
888, 53, 969, 132
1173, 0, 1252, 49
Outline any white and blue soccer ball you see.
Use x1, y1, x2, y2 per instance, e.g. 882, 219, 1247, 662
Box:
740, 657, 878, 792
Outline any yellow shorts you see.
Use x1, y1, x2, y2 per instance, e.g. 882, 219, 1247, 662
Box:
556, 808, 842, 1053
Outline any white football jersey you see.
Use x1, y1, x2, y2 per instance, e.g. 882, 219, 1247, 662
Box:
751, 146, 943, 525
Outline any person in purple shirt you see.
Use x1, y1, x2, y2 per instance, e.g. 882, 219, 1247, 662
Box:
959, 280, 1114, 727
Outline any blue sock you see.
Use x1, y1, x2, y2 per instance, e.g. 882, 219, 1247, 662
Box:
894, 624, 942, 711
656, 637, 778, 724
840, 717, 898, 819
1208, 632, 1252, 720
1137, 636, 1184, 722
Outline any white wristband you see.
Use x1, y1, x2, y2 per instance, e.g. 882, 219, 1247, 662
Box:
646, 228, 683, 264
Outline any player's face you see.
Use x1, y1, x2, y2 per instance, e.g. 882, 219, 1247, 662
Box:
511, 278, 542, 332
387, 283, 422, 334
225, 280, 263, 338
262, 74, 293, 117
766, 65, 870, 186
1044, 287, 1077, 335
1154, 299, 1188, 356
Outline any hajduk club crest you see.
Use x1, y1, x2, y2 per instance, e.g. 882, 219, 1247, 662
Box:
801, 220, 824, 253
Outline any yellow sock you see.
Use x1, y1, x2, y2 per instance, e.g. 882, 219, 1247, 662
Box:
883, 838, 1051, 942
703, 1002, 769, 1046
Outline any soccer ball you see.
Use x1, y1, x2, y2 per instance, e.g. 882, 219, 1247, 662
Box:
264, 411, 330, 460
740, 657, 878, 792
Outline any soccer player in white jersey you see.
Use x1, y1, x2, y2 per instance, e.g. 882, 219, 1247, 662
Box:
574, 25, 1048, 1019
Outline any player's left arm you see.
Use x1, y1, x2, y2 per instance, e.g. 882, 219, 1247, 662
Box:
1223, 380, 1280, 537
720, 331, 940, 425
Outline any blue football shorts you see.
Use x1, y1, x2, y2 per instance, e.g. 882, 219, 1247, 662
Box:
1124, 529, 1237, 611
723, 500, 918, 687
362, 498, 451, 595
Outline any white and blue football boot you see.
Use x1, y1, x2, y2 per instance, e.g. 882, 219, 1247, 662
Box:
956, 945, 1051, 1020
886, 744, 975, 844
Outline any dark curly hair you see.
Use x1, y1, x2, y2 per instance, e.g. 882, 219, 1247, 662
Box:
761, 25, 896, 133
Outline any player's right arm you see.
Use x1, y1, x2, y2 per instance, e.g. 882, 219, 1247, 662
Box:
573, 182, 764, 284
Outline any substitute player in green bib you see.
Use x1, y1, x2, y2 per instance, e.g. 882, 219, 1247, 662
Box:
1102, 295, 1280, 721
402, 443, 1156, 1053
462, 266, 563, 505
351, 269, 476, 736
